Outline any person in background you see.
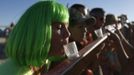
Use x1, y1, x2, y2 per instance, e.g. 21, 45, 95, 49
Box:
0, 1, 70, 75
101, 13, 122, 75
104, 14, 117, 33
129, 22, 134, 46
69, 4, 96, 75
69, 4, 95, 50
118, 14, 129, 39
4, 22, 14, 37
0, 22, 15, 59
0, 29, 3, 37
89, 8, 105, 39
85, 7, 106, 75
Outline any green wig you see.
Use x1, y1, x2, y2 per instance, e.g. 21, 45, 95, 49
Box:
5, 1, 69, 67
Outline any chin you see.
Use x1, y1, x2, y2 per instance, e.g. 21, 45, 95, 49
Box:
49, 46, 64, 56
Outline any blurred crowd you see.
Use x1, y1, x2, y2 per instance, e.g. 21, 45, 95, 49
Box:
0, 22, 14, 59
0, 22, 14, 37
68, 4, 134, 75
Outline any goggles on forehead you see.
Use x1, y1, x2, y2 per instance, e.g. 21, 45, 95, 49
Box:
69, 8, 96, 25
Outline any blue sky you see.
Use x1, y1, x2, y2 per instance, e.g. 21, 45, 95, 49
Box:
0, 0, 134, 26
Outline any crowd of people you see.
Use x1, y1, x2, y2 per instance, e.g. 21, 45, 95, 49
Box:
0, 22, 14, 37
0, 23, 14, 59
0, 0, 134, 75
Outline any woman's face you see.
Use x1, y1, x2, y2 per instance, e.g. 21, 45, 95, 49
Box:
49, 22, 70, 56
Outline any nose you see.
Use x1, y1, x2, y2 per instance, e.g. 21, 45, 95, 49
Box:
62, 26, 71, 39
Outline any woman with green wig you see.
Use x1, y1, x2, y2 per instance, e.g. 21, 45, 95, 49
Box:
0, 0, 70, 75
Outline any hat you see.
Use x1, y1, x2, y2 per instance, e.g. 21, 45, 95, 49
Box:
69, 4, 95, 25
105, 14, 117, 25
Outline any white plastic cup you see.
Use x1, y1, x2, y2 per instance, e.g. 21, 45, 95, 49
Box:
64, 41, 80, 60
94, 28, 103, 38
